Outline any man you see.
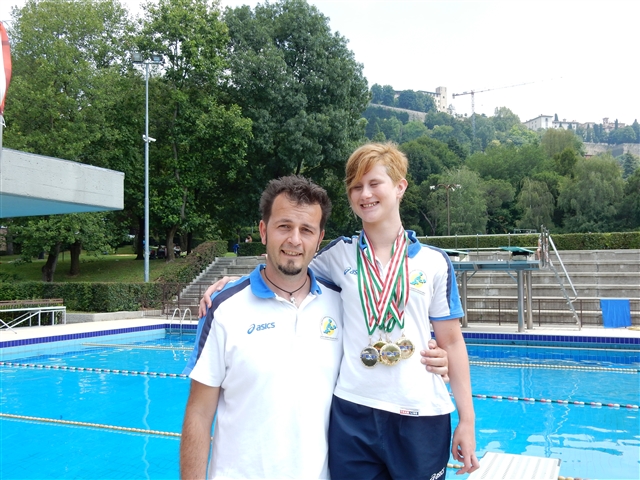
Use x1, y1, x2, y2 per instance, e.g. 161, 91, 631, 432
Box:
180, 175, 340, 479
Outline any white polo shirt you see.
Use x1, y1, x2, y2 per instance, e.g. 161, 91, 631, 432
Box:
311, 230, 462, 417
184, 265, 343, 479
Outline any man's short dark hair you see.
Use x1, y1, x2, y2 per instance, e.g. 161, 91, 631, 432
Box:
260, 175, 332, 230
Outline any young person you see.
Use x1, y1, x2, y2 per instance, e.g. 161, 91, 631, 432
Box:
313, 143, 478, 479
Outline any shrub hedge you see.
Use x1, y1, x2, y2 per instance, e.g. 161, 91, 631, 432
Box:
0, 281, 166, 312
238, 231, 640, 255
420, 231, 640, 250
0, 241, 225, 312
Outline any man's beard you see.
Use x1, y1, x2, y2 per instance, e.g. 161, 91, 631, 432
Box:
278, 263, 303, 276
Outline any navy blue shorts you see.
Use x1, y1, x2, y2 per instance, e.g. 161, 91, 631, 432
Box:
329, 396, 451, 480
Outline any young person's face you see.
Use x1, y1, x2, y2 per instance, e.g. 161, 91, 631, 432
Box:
259, 193, 325, 278
348, 163, 407, 225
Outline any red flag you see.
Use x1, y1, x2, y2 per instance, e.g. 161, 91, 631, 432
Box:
0, 21, 12, 116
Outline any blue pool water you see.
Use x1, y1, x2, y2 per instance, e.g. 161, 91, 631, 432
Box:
1, 333, 639, 479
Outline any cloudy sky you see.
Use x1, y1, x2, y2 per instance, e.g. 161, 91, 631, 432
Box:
2, 0, 638, 125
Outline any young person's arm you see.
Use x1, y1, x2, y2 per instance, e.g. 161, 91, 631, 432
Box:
431, 319, 478, 475
180, 380, 219, 479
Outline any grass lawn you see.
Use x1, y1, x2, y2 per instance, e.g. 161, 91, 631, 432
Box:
0, 246, 185, 283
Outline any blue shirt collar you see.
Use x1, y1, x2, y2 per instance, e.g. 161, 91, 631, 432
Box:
250, 264, 322, 299
358, 229, 421, 259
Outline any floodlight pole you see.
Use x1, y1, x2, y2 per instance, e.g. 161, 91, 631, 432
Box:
133, 53, 162, 282
143, 61, 150, 282
430, 183, 462, 236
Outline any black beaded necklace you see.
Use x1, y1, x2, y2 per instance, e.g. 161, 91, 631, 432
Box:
263, 269, 308, 305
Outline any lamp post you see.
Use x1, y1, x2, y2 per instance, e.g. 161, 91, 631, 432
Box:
132, 53, 163, 282
430, 183, 461, 236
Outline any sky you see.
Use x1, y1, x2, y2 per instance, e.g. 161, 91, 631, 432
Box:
1, 0, 639, 125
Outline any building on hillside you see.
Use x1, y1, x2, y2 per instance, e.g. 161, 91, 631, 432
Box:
524, 115, 625, 133
602, 117, 626, 132
418, 86, 448, 113
393, 86, 448, 114
554, 118, 580, 130
523, 115, 554, 130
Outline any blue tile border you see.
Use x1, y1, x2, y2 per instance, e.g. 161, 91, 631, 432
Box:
460, 331, 640, 350
0, 323, 197, 349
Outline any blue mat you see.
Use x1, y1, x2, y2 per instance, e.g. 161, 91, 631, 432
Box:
600, 299, 631, 328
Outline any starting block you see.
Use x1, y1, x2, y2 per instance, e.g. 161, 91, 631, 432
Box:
467, 452, 561, 480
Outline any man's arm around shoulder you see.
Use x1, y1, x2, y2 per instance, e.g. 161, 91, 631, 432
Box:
180, 380, 220, 480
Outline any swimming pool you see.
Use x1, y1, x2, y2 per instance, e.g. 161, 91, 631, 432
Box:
1, 327, 638, 479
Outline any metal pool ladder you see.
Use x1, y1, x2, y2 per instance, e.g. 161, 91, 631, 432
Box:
169, 308, 192, 335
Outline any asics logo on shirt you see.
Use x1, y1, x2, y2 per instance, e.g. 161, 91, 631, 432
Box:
343, 267, 358, 275
247, 322, 275, 334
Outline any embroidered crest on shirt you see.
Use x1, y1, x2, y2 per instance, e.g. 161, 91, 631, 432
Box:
409, 270, 427, 295
320, 316, 338, 340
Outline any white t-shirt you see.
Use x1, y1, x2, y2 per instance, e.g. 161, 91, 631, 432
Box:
311, 230, 462, 416
185, 265, 343, 479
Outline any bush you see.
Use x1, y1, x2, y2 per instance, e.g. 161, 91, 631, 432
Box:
0, 281, 166, 312
237, 242, 266, 256
157, 241, 227, 283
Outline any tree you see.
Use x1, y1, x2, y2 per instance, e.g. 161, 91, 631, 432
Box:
370, 83, 383, 104
381, 85, 395, 106
608, 126, 637, 145
4, 0, 146, 262
466, 143, 548, 185
557, 154, 625, 232
483, 179, 516, 233
401, 121, 429, 143
618, 169, 640, 230
516, 178, 555, 230
221, 0, 369, 233
140, 0, 252, 260
12, 213, 113, 281
540, 128, 583, 157
400, 136, 462, 185
631, 120, 640, 143
553, 147, 579, 177
492, 107, 521, 133
619, 152, 640, 179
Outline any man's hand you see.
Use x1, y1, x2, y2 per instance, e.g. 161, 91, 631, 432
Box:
420, 339, 449, 383
198, 276, 237, 318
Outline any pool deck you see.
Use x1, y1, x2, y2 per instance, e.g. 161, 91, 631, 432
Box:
1, 317, 639, 344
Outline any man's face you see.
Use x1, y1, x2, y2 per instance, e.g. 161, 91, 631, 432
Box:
259, 193, 325, 277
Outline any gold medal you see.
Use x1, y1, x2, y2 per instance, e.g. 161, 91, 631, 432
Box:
379, 343, 402, 366
373, 338, 387, 352
360, 346, 379, 368
396, 336, 415, 359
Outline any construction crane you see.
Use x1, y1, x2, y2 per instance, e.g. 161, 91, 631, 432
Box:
452, 81, 536, 140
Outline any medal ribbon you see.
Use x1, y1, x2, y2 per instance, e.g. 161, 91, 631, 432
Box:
357, 230, 410, 336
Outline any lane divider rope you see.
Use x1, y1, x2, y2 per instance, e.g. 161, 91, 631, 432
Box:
82, 343, 193, 351
0, 413, 181, 438
0, 361, 188, 378
457, 392, 639, 409
470, 360, 639, 374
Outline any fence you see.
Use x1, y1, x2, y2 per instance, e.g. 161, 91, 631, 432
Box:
465, 297, 640, 327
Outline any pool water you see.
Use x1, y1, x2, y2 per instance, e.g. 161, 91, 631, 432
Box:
1, 335, 638, 479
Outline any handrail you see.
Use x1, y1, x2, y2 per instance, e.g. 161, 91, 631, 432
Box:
0, 305, 67, 333
169, 307, 192, 335
546, 232, 578, 299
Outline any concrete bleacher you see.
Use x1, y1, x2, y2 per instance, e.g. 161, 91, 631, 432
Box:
171, 256, 265, 314
460, 249, 640, 326
169, 249, 639, 326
